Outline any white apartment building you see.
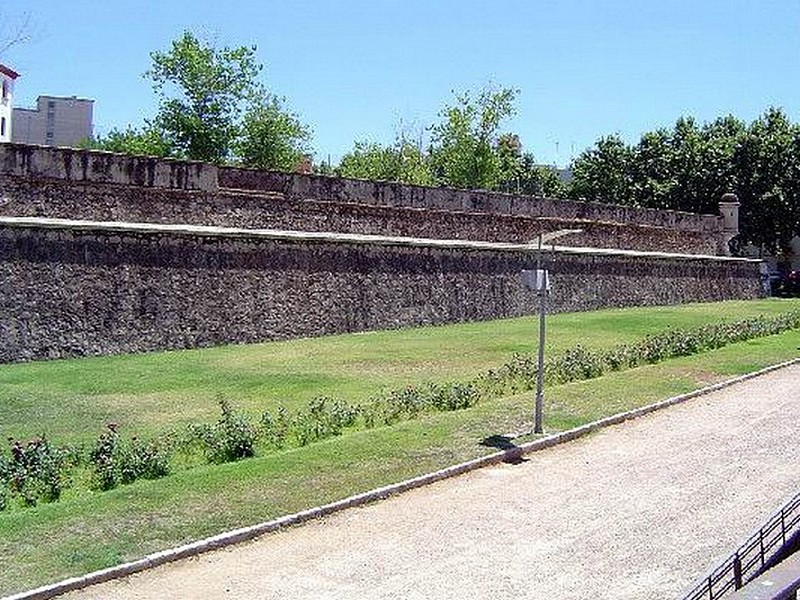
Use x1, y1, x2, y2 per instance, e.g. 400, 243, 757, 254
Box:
12, 95, 94, 147
0, 64, 19, 143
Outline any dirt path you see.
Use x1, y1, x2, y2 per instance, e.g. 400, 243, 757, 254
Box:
64, 365, 800, 599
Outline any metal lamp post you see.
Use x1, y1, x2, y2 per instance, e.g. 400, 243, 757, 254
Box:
527, 229, 583, 434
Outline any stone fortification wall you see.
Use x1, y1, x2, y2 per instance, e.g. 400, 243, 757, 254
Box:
0, 142, 216, 190
0, 144, 724, 254
0, 145, 756, 363
0, 219, 761, 363
218, 166, 721, 234
0, 176, 714, 254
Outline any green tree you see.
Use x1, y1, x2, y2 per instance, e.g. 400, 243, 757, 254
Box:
732, 108, 800, 252
568, 108, 800, 253
146, 31, 262, 163
569, 135, 635, 204
87, 125, 173, 157
234, 96, 311, 171
629, 128, 674, 208
516, 155, 566, 197
338, 134, 434, 185
495, 134, 565, 197
428, 86, 519, 190
627, 116, 744, 212
337, 141, 399, 181
336, 87, 566, 197
90, 31, 311, 169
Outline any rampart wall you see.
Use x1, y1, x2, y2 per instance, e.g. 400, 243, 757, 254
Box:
0, 142, 215, 190
0, 144, 762, 363
0, 219, 761, 363
0, 144, 724, 254
218, 166, 720, 234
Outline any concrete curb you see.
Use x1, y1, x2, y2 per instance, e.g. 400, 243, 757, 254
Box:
5, 357, 799, 600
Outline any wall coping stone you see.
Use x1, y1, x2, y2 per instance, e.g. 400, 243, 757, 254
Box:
0, 216, 760, 264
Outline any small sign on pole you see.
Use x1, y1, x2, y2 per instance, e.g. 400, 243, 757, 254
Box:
521, 269, 550, 293
522, 229, 582, 435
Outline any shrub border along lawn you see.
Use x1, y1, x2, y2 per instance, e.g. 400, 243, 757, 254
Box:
10, 357, 799, 600
3, 310, 800, 512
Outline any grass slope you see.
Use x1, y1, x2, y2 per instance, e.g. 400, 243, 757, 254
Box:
0, 299, 799, 594
1, 298, 797, 443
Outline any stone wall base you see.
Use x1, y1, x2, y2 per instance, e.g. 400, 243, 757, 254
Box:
0, 224, 762, 363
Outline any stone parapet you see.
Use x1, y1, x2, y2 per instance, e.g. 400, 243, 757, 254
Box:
0, 143, 730, 254
0, 176, 720, 254
0, 143, 217, 190
219, 166, 721, 234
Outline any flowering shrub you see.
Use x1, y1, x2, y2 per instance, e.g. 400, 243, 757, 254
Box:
435, 383, 481, 411
546, 345, 605, 384
89, 423, 170, 491
2, 436, 65, 506
475, 311, 800, 395
89, 424, 119, 491
260, 406, 291, 449
0, 454, 9, 511
190, 398, 257, 464
358, 381, 481, 427
363, 386, 427, 426
118, 437, 170, 484
292, 397, 359, 446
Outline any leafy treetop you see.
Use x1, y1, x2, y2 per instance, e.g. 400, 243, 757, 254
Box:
90, 31, 310, 171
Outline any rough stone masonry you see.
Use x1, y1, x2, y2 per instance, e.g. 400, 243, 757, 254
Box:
0, 143, 762, 363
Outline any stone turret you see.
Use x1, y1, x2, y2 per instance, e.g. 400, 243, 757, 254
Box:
718, 192, 740, 256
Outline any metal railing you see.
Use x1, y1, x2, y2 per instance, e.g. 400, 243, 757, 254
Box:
683, 491, 800, 600
726, 550, 800, 600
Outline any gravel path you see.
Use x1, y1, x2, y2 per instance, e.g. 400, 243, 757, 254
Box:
64, 365, 800, 600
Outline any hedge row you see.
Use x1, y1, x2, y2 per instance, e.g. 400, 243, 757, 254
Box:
2, 310, 798, 511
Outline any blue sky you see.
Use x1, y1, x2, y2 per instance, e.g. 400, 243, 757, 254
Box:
2, 0, 799, 166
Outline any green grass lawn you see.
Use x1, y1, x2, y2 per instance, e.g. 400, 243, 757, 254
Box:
1, 298, 799, 595
1, 298, 797, 444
